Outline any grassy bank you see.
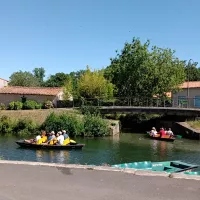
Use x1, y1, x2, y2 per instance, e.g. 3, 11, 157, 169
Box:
187, 121, 200, 130
0, 108, 78, 125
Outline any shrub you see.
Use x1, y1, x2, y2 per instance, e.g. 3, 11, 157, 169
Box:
0, 116, 13, 134
14, 101, 23, 110
0, 103, 6, 110
84, 114, 110, 137
23, 100, 39, 110
43, 100, 53, 109
13, 118, 39, 136
42, 112, 84, 137
8, 101, 23, 110
8, 101, 15, 110
35, 103, 42, 109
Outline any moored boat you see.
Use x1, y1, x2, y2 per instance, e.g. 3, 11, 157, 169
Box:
184, 171, 200, 176
16, 140, 85, 150
112, 161, 198, 173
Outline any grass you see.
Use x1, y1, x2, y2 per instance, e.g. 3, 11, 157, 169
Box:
0, 108, 79, 125
187, 121, 200, 130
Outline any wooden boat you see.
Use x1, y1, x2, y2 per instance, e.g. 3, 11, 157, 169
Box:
16, 140, 85, 150
146, 132, 175, 142
112, 161, 198, 173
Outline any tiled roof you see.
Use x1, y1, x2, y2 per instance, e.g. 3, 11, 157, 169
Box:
179, 81, 200, 89
0, 78, 9, 82
0, 86, 63, 96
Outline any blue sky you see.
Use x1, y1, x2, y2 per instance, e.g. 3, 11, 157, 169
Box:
0, 0, 199, 80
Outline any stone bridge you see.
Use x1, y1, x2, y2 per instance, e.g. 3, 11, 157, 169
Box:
99, 106, 200, 117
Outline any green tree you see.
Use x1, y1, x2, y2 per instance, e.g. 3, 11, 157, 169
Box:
9, 71, 40, 87
184, 61, 200, 81
44, 73, 69, 87
78, 67, 115, 99
33, 67, 45, 85
105, 38, 186, 98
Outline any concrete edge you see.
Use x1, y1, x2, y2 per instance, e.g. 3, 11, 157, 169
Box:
0, 160, 199, 180
170, 173, 200, 181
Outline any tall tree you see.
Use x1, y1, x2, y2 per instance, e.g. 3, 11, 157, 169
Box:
44, 73, 69, 87
105, 38, 186, 98
184, 61, 200, 81
9, 71, 40, 87
33, 67, 45, 84
77, 67, 115, 99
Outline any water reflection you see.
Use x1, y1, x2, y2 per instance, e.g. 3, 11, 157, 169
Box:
36, 150, 70, 163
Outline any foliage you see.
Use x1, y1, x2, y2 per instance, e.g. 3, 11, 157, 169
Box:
105, 38, 186, 98
8, 101, 23, 110
9, 71, 40, 87
44, 73, 69, 87
13, 118, 39, 137
33, 67, 45, 85
63, 76, 73, 100
23, 100, 40, 110
80, 106, 100, 115
0, 116, 14, 134
42, 100, 53, 109
42, 113, 84, 137
0, 103, 6, 110
83, 114, 110, 137
184, 61, 200, 81
78, 67, 115, 99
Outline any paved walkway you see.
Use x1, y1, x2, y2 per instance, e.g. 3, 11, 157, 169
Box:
0, 163, 199, 200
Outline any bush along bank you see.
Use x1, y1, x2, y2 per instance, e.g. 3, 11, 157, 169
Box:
0, 112, 111, 137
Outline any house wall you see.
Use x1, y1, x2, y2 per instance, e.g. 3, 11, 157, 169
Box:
0, 79, 8, 88
0, 94, 56, 106
173, 88, 200, 108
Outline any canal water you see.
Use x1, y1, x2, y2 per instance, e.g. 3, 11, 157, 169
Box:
0, 133, 200, 166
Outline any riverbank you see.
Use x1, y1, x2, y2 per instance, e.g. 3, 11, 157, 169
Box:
0, 161, 199, 200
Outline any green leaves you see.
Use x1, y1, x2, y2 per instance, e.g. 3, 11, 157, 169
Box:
105, 38, 186, 98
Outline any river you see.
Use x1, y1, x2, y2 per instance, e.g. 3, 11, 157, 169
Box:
0, 133, 200, 165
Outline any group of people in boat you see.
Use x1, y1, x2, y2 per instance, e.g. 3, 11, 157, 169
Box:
24, 130, 73, 145
149, 127, 174, 138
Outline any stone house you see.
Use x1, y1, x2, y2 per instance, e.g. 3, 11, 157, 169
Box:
0, 78, 9, 88
172, 81, 200, 108
0, 86, 64, 107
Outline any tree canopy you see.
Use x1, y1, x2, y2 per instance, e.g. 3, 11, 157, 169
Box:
9, 71, 40, 87
33, 67, 45, 85
105, 38, 186, 98
44, 73, 69, 87
77, 67, 115, 99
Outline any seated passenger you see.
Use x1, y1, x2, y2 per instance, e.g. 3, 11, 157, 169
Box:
159, 128, 166, 137
24, 135, 41, 144
56, 131, 64, 145
166, 128, 174, 136
62, 130, 69, 140
150, 127, 157, 136
41, 131, 47, 143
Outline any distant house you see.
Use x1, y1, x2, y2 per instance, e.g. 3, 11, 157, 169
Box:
172, 81, 200, 108
0, 86, 64, 107
0, 78, 9, 88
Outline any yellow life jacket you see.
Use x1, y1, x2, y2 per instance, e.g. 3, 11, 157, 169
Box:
37, 138, 43, 144
49, 140, 54, 145
42, 136, 47, 143
63, 138, 70, 145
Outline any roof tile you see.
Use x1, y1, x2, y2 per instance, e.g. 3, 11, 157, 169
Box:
0, 86, 63, 96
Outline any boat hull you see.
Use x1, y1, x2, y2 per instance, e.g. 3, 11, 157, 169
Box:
147, 133, 175, 142
112, 161, 198, 173
16, 140, 85, 150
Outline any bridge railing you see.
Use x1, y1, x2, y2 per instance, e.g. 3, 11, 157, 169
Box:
57, 97, 200, 109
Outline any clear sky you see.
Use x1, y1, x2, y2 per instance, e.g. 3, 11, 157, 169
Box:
0, 0, 199, 80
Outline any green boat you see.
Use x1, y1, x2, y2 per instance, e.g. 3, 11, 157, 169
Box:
184, 171, 200, 176
112, 161, 198, 173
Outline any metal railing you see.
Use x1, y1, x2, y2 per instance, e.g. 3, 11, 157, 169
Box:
57, 97, 200, 109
